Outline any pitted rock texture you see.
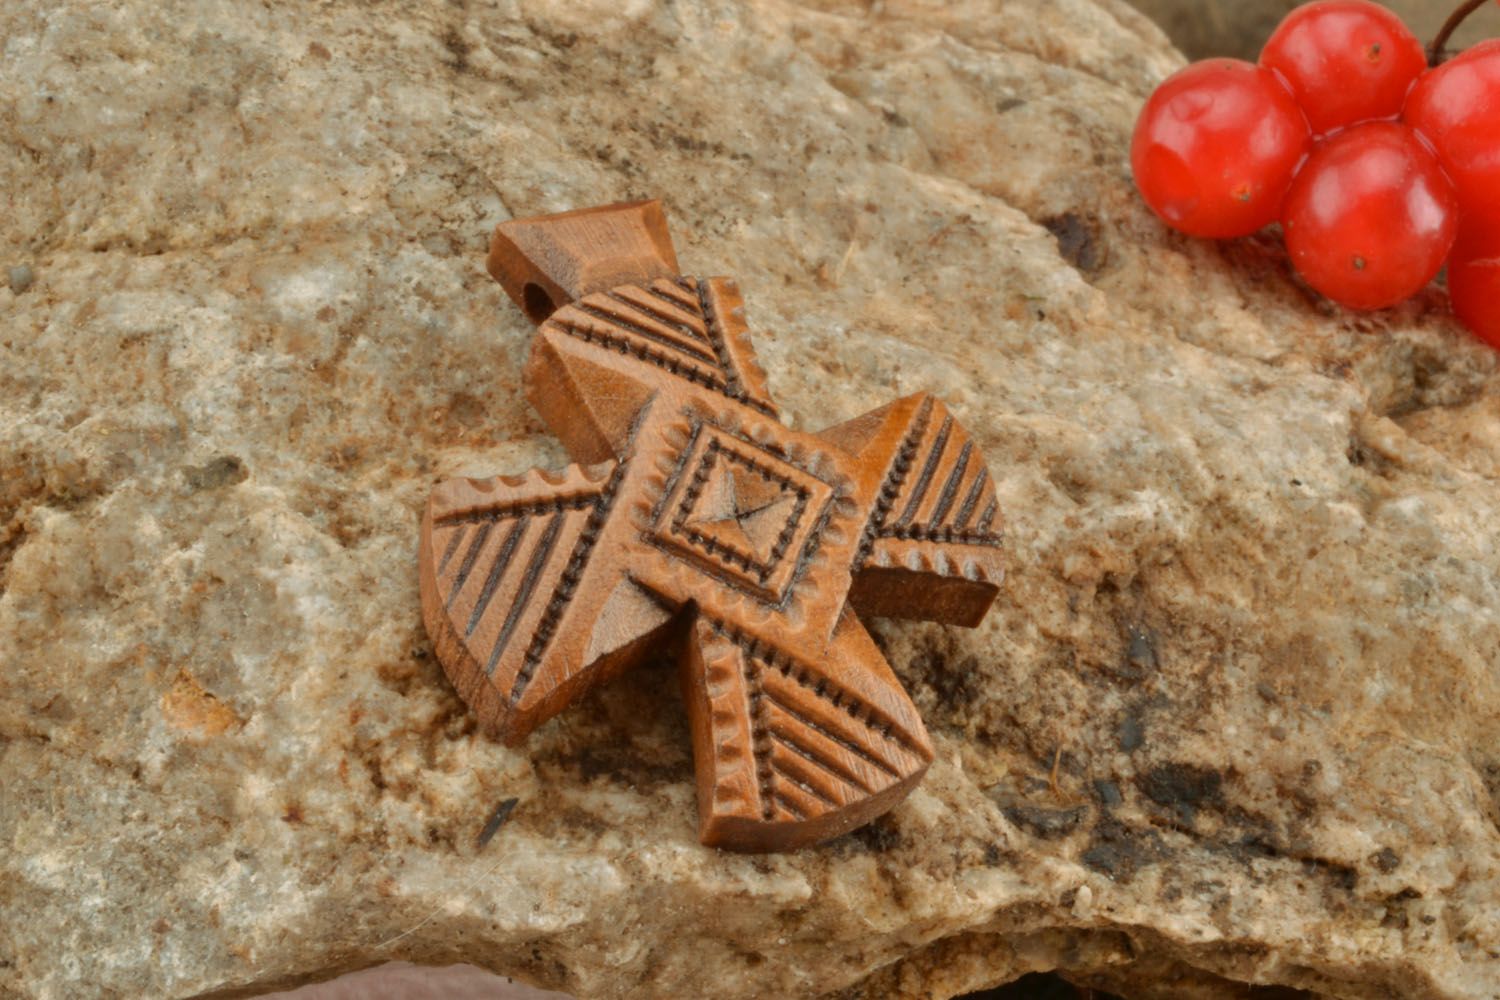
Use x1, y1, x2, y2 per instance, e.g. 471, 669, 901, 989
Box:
1, 1, 1498, 999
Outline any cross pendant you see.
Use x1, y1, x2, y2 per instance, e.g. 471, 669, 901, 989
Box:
418, 201, 1005, 851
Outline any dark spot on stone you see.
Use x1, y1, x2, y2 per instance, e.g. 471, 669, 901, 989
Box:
325, 441, 363, 470
232, 847, 253, 862
1256, 681, 1279, 702
537, 27, 578, 50
1021, 775, 1053, 796
1232, 833, 1281, 862
881, 107, 909, 127
8, 265, 34, 294
983, 842, 1003, 865
1370, 847, 1401, 873
922, 651, 980, 711
1116, 712, 1145, 753
184, 455, 247, 492
1124, 624, 1157, 674
1003, 803, 1086, 839
996, 97, 1026, 113
665, 131, 736, 158
1478, 759, 1500, 837
54, 483, 107, 511
1042, 212, 1105, 275
441, 391, 488, 434
1137, 762, 1223, 825
850, 818, 902, 853
477, 797, 519, 848
281, 802, 304, 824
362, 751, 388, 792
1080, 815, 1162, 882
1094, 779, 1123, 807
1346, 432, 1376, 468
442, 26, 471, 72
0, 522, 28, 597
38, 694, 73, 721
1303, 856, 1357, 891
306, 41, 331, 60
568, 741, 684, 788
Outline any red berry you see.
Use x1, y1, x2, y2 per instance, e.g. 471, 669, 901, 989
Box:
1260, 1, 1427, 136
1404, 40, 1500, 227
1449, 224, 1500, 349
1132, 59, 1311, 239
1281, 122, 1458, 310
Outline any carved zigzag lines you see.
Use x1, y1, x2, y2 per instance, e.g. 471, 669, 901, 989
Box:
550, 278, 723, 389
690, 277, 778, 417
693, 277, 747, 402
740, 648, 924, 824
851, 396, 932, 570
434, 504, 589, 687
511, 457, 632, 703
436, 493, 599, 531
429, 460, 630, 709
616, 283, 712, 343
546, 278, 779, 419
878, 406, 1000, 546
576, 289, 717, 365
487, 510, 567, 676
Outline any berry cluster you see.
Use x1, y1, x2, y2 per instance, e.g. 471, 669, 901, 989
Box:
1131, 0, 1500, 348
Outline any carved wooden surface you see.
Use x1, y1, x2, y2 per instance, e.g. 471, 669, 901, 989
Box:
418, 200, 1005, 852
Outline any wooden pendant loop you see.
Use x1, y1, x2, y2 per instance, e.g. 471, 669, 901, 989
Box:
486, 200, 681, 323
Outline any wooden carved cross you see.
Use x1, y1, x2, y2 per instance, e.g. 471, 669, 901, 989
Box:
418, 201, 1005, 851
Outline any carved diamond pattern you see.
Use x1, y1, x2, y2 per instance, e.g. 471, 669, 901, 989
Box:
652, 423, 832, 603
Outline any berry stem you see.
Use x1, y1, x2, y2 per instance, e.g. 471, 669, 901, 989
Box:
1428, 0, 1491, 66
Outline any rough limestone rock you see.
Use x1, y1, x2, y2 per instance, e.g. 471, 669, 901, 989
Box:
2, 1, 1498, 998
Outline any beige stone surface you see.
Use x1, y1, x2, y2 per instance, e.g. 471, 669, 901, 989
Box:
1, 1, 1498, 999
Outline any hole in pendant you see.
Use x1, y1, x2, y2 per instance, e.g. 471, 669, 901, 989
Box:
521, 282, 557, 323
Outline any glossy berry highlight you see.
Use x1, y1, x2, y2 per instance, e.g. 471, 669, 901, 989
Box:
1403, 39, 1500, 228
1259, 1, 1427, 136
1281, 122, 1458, 310
1131, 58, 1311, 239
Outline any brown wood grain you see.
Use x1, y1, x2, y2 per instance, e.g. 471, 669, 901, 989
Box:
418, 201, 1005, 851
